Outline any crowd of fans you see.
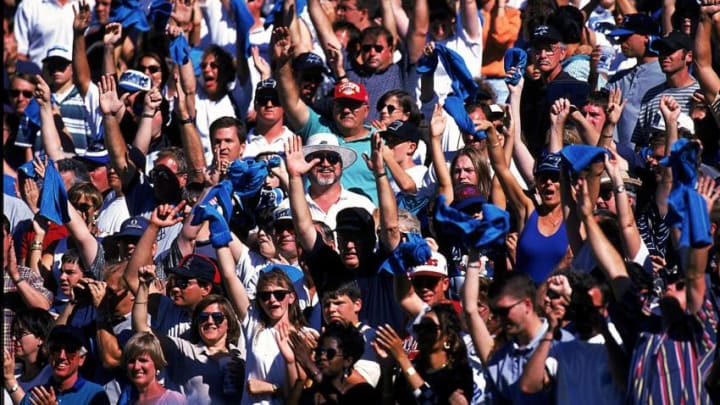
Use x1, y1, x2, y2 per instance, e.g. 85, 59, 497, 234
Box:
3, 0, 720, 403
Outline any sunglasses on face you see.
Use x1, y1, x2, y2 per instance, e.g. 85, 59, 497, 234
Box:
361, 44, 384, 53
412, 318, 440, 335
170, 278, 197, 290
305, 152, 341, 165
197, 311, 226, 324
599, 187, 613, 201
315, 346, 340, 361
47, 60, 71, 72
139, 65, 161, 74
378, 104, 398, 114
300, 72, 323, 83
10, 89, 33, 98
74, 203, 93, 213
333, 101, 365, 112
490, 299, 524, 318
536, 172, 560, 183
256, 96, 280, 107
258, 290, 290, 301
411, 276, 441, 290
201, 62, 219, 70
49, 343, 82, 359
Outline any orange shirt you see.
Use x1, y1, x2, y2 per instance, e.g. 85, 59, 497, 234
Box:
481, 7, 522, 78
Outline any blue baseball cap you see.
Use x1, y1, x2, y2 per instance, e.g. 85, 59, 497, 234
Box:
534, 153, 562, 174
609, 14, 660, 37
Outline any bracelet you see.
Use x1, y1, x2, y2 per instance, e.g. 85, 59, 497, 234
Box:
600, 134, 614, 138
375, 172, 387, 179
177, 116, 195, 125
540, 338, 553, 343
8, 384, 19, 394
337, 74, 348, 82
141, 112, 155, 119
134, 301, 148, 304
31, 241, 43, 249
13, 278, 26, 287
190, 168, 206, 174
405, 366, 417, 377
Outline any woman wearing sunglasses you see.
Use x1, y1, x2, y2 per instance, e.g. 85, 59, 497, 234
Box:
3, 309, 55, 405
132, 265, 244, 405
374, 303, 473, 404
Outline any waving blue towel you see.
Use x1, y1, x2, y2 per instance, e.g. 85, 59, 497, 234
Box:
263, 0, 307, 29
230, 0, 255, 59
560, 144, 609, 174
433, 195, 510, 254
660, 139, 712, 248
39, 161, 70, 224
18, 160, 37, 179
261, 263, 304, 284
110, 0, 150, 32
169, 34, 191, 65
378, 233, 433, 275
504, 48, 527, 86
227, 159, 268, 199
148, 0, 172, 32
191, 203, 232, 248
417, 44, 484, 140
195, 181, 234, 224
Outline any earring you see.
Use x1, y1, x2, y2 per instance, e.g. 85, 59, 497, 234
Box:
443, 341, 451, 350
156, 370, 160, 376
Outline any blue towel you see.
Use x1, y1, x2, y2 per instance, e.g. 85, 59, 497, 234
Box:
169, 34, 191, 65
416, 44, 483, 140
195, 181, 234, 223
261, 263, 304, 284
191, 203, 232, 248
503, 48, 527, 85
378, 233, 433, 275
110, 0, 150, 32
18, 160, 37, 179
4, 175, 18, 197
39, 161, 70, 224
560, 145, 609, 174
263, 0, 307, 29
433, 195, 510, 254
660, 139, 712, 248
230, 0, 255, 59
226, 159, 268, 199
148, 0, 172, 32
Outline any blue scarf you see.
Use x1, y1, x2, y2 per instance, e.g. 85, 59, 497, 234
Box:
378, 233, 433, 275
504, 48, 527, 85
39, 161, 70, 224
230, 0, 255, 59
433, 195, 510, 254
560, 145, 609, 174
661, 139, 712, 248
416, 44, 484, 140
110, 0, 150, 32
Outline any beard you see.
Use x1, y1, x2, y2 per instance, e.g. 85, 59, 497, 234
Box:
311, 171, 338, 186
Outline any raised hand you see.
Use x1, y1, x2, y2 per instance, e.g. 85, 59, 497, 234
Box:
659, 95, 681, 124
429, 103, 447, 139
171, 0, 194, 26
33, 75, 51, 107
73, 0, 92, 34
362, 132, 385, 173
699, 0, 720, 17
86, 278, 108, 308
143, 87, 163, 117
574, 177, 594, 221
29, 385, 56, 405
138, 265, 158, 287
549, 97, 571, 126
696, 175, 720, 215
98, 74, 127, 117
274, 320, 296, 363
284, 135, 316, 177
103, 22, 123, 47
251, 46, 271, 80
270, 26, 292, 68
326, 42, 345, 78
374, 324, 407, 362
605, 88, 627, 125
149, 202, 187, 228
506, 67, 524, 95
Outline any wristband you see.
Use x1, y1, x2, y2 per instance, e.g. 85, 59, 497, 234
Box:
177, 116, 195, 125
614, 185, 625, 194
337, 75, 348, 82
8, 384, 19, 393
142, 112, 155, 119
31, 241, 43, 249
540, 338, 553, 343
375, 172, 387, 179
13, 278, 26, 287
405, 367, 416, 377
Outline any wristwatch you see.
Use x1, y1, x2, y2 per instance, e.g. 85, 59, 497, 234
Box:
614, 184, 625, 194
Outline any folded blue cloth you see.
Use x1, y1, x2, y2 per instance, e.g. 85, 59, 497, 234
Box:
18, 160, 37, 179
230, 0, 255, 59
263, 0, 307, 29
560, 144, 609, 174
110, 0, 150, 32
227, 159, 268, 199
660, 139, 712, 248
378, 233, 432, 275
195, 181, 234, 224
39, 161, 70, 224
148, 0, 172, 32
191, 203, 232, 248
169, 34, 191, 65
4, 175, 18, 197
504, 48, 527, 86
433, 195, 510, 254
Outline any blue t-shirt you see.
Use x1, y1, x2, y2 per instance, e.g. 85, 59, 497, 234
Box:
19, 376, 109, 405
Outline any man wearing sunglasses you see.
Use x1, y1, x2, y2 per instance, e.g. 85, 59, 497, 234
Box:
18, 325, 110, 405
243, 79, 294, 160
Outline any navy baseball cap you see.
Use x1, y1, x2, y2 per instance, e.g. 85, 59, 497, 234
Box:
382, 120, 420, 143
609, 14, 660, 37
292, 52, 332, 76
534, 153, 562, 174
115, 216, 149, 239
168, 254, 221, 284
652, 30, 692, 53
531, 24, 564, 45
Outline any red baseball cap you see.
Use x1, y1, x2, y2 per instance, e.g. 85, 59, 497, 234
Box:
333, 81, 369, 104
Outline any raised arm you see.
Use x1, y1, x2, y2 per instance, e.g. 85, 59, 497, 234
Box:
99, 74, 136, 188
656, 95, 680, 218
598, 88, 626, 149
428, 104, 454, 204
548, 98, 570, 153
462, 253, 494, 364
307, 0, 343, 57
685, 176, 718, 313
370, 132, 401, 251
407, 0, 429, 64
174, 72, 206, 182
65, 202, 99, 271
72, 0, 92, 97
35, 75, 67, 161
459, 0, 482, 41
132, 87, 163, 154
272, 27, 310, 131
285, 135, 319, 251
4, 237, 52, 311
605, 151, 642, 259
132, 265, 154, 333
102, 23, 123, 76
380, 0, 400, 47
216, 242, 250, 321
694, 3, 720, 104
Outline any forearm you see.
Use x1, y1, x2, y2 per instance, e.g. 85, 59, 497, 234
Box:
4, 377, 25, 405
178, 120, 207, 181
126, 224, 160, 294
695, 15, 720, 102
13, 277, 52, 310
179, 61, 197, 117
463, 257, 494, 364
376, 166, 401, 251
519, 333, 553, 393
384, 159, 417, 194
103, 44, 116, 76
133, 115, 154, 154
288, 175, 317, 250
66, 205, 98, 267
685, 245, 709, 313
217, 245, 249, 320
56, 301, 75, 326
73, 32, 91, 96
571, 111, 601, 146
132, 284, 151, 333
95, 327, 122, 369
548, 121, 564, 153
408, 0, 429, 63
103, 115, 134, 184
430, 137, 453, 203
40, 105, 66, 161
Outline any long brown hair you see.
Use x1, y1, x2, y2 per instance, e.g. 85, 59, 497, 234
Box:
190, 295, 241, 348
451, 147, 492, 199
255, 268, 307, 330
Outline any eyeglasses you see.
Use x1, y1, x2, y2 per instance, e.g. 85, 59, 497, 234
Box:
139, 65, 161, 74
532, 44, 562, 55
536, 172, 560, 183
10, 89, 33, 98
75, 203, 93, 213
300, 71, 323, 83
333, 100, 365, 113
337, 4, 358, 12
305, 152, 341, 165
378, 104, 398, 114
490, 299, 525, 317
256, 96, 280, 107
412, 318, 440, 335
200, 62, 219, 70
361, 44, 385, 53
170, 278, 198, 290
12, 329, 33, 339
315, 347, 341, 361
257, 290, 290, 301
49, 344, 82, 359
47, 60, 71, 72
599, 187, 613, 201
197, 311, 226, 324
411, 276, 441, 290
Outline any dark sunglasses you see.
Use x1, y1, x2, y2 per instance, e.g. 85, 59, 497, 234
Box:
361, 44, 384, 53
10, 89, 33, 98
170, 278, 197, 290
378, 104, 397, 114
75, 203, 93, 213
300, 71, 323, 83
412, 318, 440, 335
334, 100, 365, 112
599, 187, 613, 201
139, 65, 161, 74
49, 343, 81, 357
536, 172, 560, 183
315, 347, 340, 361
490, 299, 524, 318
305, 152, 341, 165
200, 62, 219, 70
256, 96, 280, 107
47, 60, 71, 72
258, 290, 290, 301
411, 276, 441, 290
197, 311, 226, 324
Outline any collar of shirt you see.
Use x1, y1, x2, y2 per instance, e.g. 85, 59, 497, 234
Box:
511, 318, 550, 356
46, 374, 87, 394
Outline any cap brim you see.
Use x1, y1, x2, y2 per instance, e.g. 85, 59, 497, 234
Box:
410, 270, 447, 278
608, 28, 634, 36
303, 144, 357, 168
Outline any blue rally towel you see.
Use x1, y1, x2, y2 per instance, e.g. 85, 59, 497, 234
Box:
191, 203, 232, 247
560, 145, 609, 174
226, 159, 268, 199
261, 263, 304, 284
195, 181, 234, 223
504, 48, 527, 85
110, 0, 150, 32
433, 195, 510, 254
39, 161, 70, 224
660, 139, 712, 248
263, 0, 307, 29
378, 233, 433, 275
416, 44, 484, 140
230, 0, 255, 59
169, 34, 191, 65
148, 0, 172, 32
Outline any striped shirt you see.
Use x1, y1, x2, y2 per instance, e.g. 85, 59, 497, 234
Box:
631, 81, 700, 147
636, 201, 670, 259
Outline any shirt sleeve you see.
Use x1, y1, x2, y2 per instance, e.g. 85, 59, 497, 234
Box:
19, 266, 53, 304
